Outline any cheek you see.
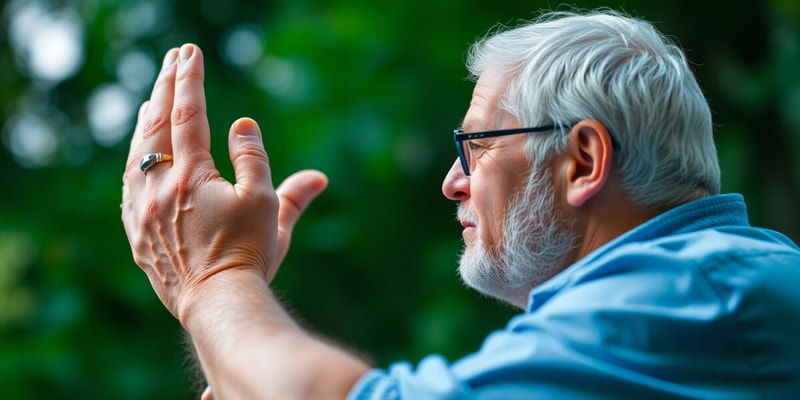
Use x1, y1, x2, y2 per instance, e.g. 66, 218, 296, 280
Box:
469, 152, 529, 246
475, 191, 507, 246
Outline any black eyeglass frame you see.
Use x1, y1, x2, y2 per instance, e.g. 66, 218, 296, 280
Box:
453, 124, 572, 176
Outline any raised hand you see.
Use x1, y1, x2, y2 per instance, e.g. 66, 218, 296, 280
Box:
120, 44, 327, 322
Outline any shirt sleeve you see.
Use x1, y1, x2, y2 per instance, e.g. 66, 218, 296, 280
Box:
346, 324, 689, 400
348, 356, 475, 400
346, 243, 765, 400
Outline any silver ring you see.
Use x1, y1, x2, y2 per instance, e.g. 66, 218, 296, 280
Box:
140, 152, 173, 174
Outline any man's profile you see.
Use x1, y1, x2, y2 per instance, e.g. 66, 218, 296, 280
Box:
121, 8, 800, 399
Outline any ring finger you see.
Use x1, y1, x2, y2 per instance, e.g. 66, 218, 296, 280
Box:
127, 47, 180, 185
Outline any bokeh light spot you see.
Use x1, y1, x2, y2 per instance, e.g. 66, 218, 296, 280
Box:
117, 48, 157, 93
8, 1, 85, 84
88, 84, 138, 148
4, 112, 60, 168
222, 24, 264, 68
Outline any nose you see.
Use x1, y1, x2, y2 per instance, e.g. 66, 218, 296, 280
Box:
442, 159, 470, 201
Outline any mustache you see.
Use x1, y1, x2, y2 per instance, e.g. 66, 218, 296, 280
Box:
457, 204, 477, 225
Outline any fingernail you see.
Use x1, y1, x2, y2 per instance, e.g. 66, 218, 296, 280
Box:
236, 119, 260, 137
162, 49, 178, 69
180, 44, 194, 62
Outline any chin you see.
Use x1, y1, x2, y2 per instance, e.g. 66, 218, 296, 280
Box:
458, 251, 530, 309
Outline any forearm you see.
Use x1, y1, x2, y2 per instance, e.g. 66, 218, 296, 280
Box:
181, 269, 371, 399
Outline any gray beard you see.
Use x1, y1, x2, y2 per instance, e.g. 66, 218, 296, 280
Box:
457, 163, 577, 308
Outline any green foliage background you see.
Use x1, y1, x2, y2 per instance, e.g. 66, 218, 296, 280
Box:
1, 0, 798, 398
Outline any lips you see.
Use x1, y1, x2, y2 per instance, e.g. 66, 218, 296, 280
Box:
460, 221, 477, 242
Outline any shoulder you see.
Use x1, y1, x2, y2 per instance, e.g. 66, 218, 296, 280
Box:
522, 224, 800, 353
567, 224, 799, 282
548, 226, 800, 306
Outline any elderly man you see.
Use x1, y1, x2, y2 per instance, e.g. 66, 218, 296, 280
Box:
122, 9, 800, 399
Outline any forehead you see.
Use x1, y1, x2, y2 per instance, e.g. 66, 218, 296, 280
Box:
462, 69, 515, 131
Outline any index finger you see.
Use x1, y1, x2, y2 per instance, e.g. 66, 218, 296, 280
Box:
171, 44, 212, 167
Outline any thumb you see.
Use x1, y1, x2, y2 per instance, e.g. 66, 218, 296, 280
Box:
229, 117, 273, 194
273, 170, 328, 265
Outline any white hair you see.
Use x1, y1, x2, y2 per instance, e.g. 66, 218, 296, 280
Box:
466, 9, 721, 208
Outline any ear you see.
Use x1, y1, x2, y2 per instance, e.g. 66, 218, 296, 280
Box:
563, 120, 614, 207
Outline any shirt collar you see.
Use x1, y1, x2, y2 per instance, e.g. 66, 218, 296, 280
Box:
526, 193, 749, 312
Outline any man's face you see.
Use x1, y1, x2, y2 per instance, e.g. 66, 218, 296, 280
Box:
442, 69, 577, 308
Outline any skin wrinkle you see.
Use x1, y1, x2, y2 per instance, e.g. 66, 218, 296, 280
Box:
176, 240, 270, 324
145, 64, 178, 139
171, 101, 205, 131
172, 61, 206, 131
143, 112, 171, 139
278, 195, 303, 224
230, 160, 270, 199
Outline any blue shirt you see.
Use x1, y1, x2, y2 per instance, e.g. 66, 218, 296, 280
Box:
348, 194, 800, 399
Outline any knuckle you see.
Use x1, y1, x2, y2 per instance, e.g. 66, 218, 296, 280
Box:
235, 145, 269, 164
142, 113, 169, 138
174, 166, 208, 191
241, 180, 277, 210
264, 188, 279, 204
171, 101, 204, 128
172, 168, 194, 194
258, 189, 280, 212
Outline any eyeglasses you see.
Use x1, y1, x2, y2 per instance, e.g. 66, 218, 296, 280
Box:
453, 124, 570, 176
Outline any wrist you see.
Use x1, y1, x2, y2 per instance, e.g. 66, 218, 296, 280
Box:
175, 267, 371, 399
177, 268, 282, 333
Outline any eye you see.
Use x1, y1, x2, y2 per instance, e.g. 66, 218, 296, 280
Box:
467, 141, 484, 151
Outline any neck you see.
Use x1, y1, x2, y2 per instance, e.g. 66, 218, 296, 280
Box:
566, 174, 663, 266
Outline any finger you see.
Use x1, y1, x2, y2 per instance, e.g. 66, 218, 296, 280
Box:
171, 43, 212, 167
137, 48, 180, 174
123, 101, 151, 183
229, 117, 273, 194
276, 170, 329, 228
122, 101, 151, 202
121, 101, 151, 250
274, 169, 328, 263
